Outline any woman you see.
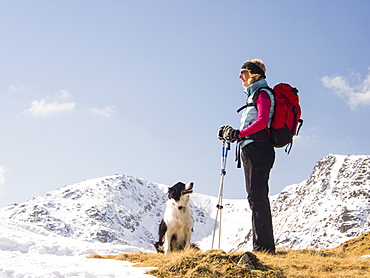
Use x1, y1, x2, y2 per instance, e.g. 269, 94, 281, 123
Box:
219, 58, 276, 254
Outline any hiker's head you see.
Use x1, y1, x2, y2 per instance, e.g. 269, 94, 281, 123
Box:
239, 59, 266, 87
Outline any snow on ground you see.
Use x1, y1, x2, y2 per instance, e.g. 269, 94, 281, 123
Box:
0, 221, 155, 278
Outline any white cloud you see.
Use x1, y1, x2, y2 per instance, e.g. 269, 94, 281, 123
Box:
89, 105, 117, 117
23, 99, 76, 117
22, 90, 76, 118
293, 134, 318, 144
321, 70, 370, 109
56, 89, 72, 100
8, 85, 25, 92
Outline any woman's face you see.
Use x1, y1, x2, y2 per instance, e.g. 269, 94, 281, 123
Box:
239, 69, 250, 88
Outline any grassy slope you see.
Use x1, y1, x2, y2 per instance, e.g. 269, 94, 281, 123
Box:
331, 231, 370, 256
88, 231, 370, 278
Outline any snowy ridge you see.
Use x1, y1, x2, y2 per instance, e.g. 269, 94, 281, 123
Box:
271, 154, 370, 250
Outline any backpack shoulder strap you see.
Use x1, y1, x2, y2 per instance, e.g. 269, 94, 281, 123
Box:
253, 86, 273, 102
236, 86, 273, 113
236, 103, 253, 113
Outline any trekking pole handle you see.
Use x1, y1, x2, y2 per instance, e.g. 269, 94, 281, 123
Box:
221, 141, 231, 157
221, 142, 231, 175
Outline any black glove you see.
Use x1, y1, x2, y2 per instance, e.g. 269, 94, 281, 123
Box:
217, 126, 227, 141
220, 126, 240, 143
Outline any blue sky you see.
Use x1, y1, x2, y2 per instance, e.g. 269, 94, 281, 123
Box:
1, 1, 370, 207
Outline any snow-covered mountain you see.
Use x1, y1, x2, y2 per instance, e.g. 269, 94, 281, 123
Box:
0, 175, 220, 251
0, 153, 369, 255
271, 153, 370, 250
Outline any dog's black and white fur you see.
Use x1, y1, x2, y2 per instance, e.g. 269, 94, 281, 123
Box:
155, 182, 194, 254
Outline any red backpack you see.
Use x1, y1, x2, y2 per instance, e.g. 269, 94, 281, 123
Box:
264, 83, 303, 153
238, 83, 303, 154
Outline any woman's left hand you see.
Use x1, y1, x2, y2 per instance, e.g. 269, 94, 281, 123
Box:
222, 126, 240, 143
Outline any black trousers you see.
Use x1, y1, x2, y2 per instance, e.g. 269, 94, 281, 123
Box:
241, 141, 275, 253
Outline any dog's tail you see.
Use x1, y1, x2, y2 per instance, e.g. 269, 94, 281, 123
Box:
190, 243, 200, 251
154, 241, 200, 253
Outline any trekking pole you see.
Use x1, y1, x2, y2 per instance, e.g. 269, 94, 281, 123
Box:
211, 141, 231, 250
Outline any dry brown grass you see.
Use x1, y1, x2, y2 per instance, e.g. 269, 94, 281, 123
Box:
258, 249, 370, 278
88, 249, 284, 277
88, 249, 370, 278
332, 231, 370, 256
88, 232, 370, 277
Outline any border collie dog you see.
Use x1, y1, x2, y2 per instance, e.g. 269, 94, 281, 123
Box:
155, 182, 194, 254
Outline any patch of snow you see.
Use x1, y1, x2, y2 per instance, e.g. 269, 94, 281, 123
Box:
0, 221, 155, 277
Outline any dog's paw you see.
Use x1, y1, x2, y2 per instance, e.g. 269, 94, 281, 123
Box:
154, 242, 164, 253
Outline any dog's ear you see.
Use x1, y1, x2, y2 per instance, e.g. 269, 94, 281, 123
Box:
167, 186, 175, 198
168, 182, 183, 193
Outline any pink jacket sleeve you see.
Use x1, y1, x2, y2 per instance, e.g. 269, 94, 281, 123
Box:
239, 91, 271, 138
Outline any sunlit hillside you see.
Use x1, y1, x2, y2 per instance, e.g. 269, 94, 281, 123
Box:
90, 232, 370, 278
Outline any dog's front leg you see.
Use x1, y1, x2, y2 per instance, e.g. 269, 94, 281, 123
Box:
184, 227, 192, 250
163, 232, 172, 255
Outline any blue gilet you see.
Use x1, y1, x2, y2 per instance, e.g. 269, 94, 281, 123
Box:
238, 79, 275, 149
